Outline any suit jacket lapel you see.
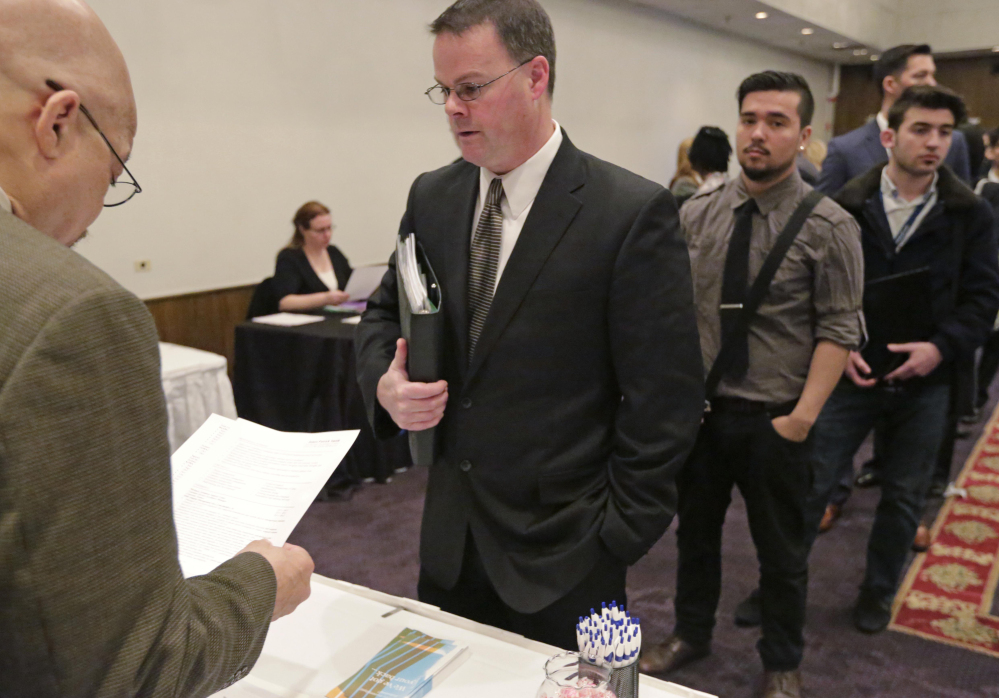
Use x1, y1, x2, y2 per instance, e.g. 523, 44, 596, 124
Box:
466, 133, 585, 381
438, 168, 477, 378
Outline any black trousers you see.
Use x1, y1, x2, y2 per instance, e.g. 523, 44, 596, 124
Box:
674, 402, 811, 671
417, 530, 626, 651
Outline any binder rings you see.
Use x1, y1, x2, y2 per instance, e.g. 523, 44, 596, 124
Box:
396, 234, 443, 467
860, 266, 935, 378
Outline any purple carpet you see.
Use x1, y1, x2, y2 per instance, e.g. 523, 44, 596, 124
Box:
289, 398, 999, 697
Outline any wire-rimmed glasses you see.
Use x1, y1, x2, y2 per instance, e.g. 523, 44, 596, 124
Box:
425, 58, 532, 105
45, 79, 142, 207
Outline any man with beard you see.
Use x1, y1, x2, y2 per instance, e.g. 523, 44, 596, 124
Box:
639, 72, 864, 698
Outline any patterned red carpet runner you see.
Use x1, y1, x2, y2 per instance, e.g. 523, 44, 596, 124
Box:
890, 404, 999, 657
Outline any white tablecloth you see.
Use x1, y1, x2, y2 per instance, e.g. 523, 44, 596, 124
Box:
216, 576, 715, 698
159, 342, 237, 453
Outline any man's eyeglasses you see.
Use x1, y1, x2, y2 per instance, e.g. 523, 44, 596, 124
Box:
45, 79, 142, 207
425, 59, 532, 105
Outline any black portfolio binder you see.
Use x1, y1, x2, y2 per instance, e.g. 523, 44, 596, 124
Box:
397, 237, 443, 467
860, 266, 935, 378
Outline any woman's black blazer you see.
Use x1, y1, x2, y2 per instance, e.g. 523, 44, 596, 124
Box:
272, 245, 352, 300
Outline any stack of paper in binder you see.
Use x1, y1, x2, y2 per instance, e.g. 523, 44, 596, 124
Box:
396, 233, 443, 466
325, 628, 469, 698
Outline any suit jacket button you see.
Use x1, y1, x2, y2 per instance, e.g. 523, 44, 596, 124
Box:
461, 398, 472, 409
459, 460, 472, 472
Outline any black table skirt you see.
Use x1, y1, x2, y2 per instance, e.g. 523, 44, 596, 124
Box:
233, 315, 410, 486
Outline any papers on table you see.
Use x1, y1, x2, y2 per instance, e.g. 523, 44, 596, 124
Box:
170, 414, 358, 578
252, 312, 326, 327
343, 264, 389, 301
397, 234, 436, 314
341, 315, 362, 325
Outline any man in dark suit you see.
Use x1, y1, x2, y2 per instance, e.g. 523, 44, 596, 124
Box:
355, 0, 704, 649
818, 44, 971, 197
0, 2, 313, 695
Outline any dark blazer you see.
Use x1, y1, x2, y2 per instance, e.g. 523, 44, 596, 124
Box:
0, 209, 276, 697
819, 119, 972, 195
273, 245, 352, 301
355, 131, 704, 613
835, 165, 999, 374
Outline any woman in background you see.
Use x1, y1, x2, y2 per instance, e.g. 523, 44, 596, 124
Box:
688, 126, 732, 200
274, 201, 352, 312
669, 137, 698, 201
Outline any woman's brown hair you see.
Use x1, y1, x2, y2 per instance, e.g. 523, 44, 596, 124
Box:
285, 201, 331, 249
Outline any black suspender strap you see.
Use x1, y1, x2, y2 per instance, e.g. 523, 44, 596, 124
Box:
704, 188, 826, 400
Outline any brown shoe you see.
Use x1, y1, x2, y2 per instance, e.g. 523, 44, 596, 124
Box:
638, 634, 709, 675
818, 503, 841, 533
912, 524, 931, 552
759, 669, 802, 698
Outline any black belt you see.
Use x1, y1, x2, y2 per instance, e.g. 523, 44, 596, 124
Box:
707, 396, 798, 416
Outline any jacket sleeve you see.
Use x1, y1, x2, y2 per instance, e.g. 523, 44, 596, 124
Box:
598, 188, 705, 563
0, 286, 276, 698
355, 176, 425, 439
930, 202, 999, 363
816, 138, 850, 195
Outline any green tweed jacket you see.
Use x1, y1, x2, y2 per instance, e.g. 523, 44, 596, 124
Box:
0, 209, 276, 697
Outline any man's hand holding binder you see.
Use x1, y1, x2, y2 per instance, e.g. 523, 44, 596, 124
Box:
376, 337, 449, 431
844, 342, 943, 386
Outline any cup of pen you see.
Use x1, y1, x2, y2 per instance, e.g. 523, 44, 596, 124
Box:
576, 602, 640, 698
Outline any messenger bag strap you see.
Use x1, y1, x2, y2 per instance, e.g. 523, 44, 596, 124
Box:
704, 189, 825, 400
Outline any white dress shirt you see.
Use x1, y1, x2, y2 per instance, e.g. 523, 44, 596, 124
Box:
876, 112, 892, 161
0, 184, 11, 214
880, 167, 938, 251
471, 120, 563, 292
975, 169, 999, 195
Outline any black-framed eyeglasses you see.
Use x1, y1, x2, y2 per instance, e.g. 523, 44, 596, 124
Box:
425, 58, 532, 105
45, 79, 142, 207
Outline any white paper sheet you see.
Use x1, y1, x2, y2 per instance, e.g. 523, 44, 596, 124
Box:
252, 313, 326, 326
171, 416, 358, 577
343, 264, 389, 301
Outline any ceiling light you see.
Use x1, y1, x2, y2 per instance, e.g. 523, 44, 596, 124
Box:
870, 54, 880, 61
801, 28, 814, 36
755, 12, 768, 19
832, 42, 849, 50
992, 46, 999, 52
853, 48, 868, 56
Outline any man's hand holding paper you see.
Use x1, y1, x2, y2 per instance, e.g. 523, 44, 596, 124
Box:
239, 540, 315, 621
376, 338, 449, 431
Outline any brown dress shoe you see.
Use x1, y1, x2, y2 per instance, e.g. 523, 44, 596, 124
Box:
638, 634, 709, 674
818, 503, 841, 533
759, 669, 802, 698
912, 524, 931, 552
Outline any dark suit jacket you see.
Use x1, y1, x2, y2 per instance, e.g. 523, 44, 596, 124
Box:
819, 119, 971, 195
835, 165, 999, 372
0, 209, 276, 697
273, 245, 352, 300
356, 131, 704, 613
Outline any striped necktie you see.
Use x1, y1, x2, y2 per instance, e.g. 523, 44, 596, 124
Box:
467, 177, 504, 358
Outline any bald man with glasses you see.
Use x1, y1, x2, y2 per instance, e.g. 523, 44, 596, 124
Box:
0, 2, 313, 696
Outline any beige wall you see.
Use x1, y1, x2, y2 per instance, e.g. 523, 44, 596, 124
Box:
81, 0, 834, 299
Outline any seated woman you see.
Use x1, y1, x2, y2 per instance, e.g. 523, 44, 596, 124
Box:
274, 201, 352, 312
